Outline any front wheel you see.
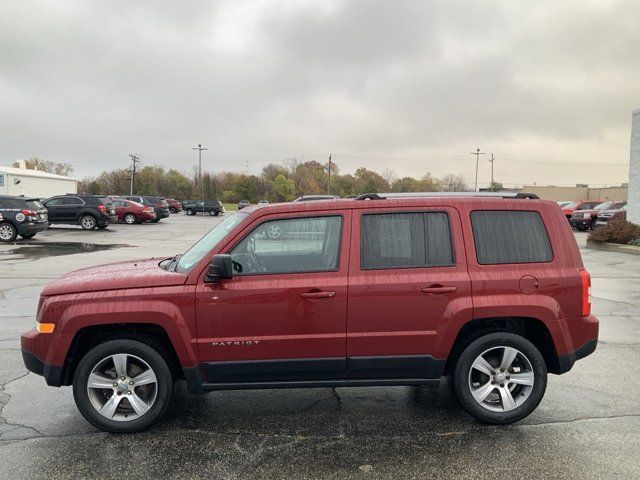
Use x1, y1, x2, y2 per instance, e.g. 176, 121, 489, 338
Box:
452, 332, 547, 424
73, 339, 174, 433
124, 213, 137, 225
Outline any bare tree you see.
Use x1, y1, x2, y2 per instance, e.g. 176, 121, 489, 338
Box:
441, 173, 470, 192
381, 168, 398, 188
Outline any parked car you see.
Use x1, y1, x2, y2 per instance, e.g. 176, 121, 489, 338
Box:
556, 201, 572, 208
183, 200, 224, 216
595, 204, 627, 228
560, 200, 603, 220
43, 194, 116, 230
164, 198, 182, 213
258, 199, 269, 205
121, 196, 170, 222
21, 192, 598, 433
569, 201, 626, 230
112, 199, 157, 224
292, 195, 340, 202
0, 195, 49, 242
237, 200, 250, 210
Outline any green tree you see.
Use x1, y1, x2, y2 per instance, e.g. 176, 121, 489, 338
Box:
270, 174, 297, 202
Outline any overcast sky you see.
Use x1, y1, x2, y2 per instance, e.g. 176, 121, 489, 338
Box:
1, 0, 639, 187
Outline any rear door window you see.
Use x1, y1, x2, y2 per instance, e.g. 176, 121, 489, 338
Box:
360, 212, 454, 269
471, 211, 553, 264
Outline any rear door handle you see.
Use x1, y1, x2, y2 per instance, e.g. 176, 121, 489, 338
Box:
300, 291, 336, 299
421, 285, 457, 295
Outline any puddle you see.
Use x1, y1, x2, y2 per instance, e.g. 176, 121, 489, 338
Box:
0, 241, 134, 259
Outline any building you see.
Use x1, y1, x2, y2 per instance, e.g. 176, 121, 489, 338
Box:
0, 162, 77, 198
628, 108, 640, 224
517, 184, 628, 202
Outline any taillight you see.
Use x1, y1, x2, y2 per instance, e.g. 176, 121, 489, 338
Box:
98, 204, 106, 213
580, 269, 591, 316
21, 209, 36, 216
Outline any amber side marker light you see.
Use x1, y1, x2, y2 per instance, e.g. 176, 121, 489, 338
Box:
36, 322, 55, 333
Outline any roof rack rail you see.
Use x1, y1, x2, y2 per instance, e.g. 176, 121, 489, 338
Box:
354, 191, 539, 200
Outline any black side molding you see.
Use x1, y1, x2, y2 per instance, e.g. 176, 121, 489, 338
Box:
556, 339, 598, 375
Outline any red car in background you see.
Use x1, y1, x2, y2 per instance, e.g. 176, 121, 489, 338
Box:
561, 200, 603, 220
569, 201, 626, 230
112, 199, 156, 224
165, 198, 182, 213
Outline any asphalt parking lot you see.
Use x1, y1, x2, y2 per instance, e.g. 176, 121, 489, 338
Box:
1, 215, 639, 479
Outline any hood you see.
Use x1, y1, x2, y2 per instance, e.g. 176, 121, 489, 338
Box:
42, 258, 188, 296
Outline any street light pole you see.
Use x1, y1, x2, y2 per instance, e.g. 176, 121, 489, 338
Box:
192, 144, 208, 215
469, 148, 486, 192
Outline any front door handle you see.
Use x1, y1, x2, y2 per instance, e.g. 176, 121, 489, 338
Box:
300, 291, 336, 299
421, 285, 457, 295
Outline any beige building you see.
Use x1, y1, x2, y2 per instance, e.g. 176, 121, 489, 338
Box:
519, 184, 628, 202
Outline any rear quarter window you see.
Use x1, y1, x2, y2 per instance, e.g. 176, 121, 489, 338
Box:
471, 210, 553, 265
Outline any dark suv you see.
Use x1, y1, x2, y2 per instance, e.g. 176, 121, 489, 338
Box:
121, 196, 170, 222
21, 192, 598, 433
183, 199, 224, 216
0, 195, 49, 241
43, 194, 116, 230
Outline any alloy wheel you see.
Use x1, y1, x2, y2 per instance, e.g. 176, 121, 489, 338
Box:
468, 346, 534, 412
81, 216, 96, 229
0, 224, 16, 241
125, 213, 136, 224
86, 353, 158, 422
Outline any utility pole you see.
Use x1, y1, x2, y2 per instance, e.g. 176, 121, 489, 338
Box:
192, 144, 208, 214
327, 153, 333, 194
489, 153, 495, 190
469, 148, 486, 192
129, 154, 140, 195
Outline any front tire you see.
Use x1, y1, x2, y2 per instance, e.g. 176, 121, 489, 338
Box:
80, 215, 97, 230
73, 339, 174, 433
452, 332, 547, 425
124, 213, 137, 225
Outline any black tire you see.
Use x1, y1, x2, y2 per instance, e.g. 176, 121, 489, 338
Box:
452, 332, 547, 425
169, 207, 177, 214
73, 339, 174, 433
80, 214, 97, 230
20, 233, 36, 239
213, 210, 220, 216
0, 222, 18, 242
186, 209, 194, 216
124, 213, 137, 225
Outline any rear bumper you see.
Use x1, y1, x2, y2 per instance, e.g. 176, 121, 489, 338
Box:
16, 221, 49, 235
557, 338, 598, 374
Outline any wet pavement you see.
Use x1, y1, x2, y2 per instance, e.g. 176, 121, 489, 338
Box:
0, 217, 639, 479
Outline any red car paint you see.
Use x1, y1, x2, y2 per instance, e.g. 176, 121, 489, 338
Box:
561, 200, 603, 219
22, 197, 598, 392
113, 199, 156, 223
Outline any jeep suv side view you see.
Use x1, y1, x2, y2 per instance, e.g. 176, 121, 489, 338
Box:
43, 194, 116, 230
183, 200, 224, 216
21, 193, 598, 433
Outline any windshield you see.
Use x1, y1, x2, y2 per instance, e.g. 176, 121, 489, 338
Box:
563, 201, 578, 209
175, 213, 248, 273
595, 202, 614, 210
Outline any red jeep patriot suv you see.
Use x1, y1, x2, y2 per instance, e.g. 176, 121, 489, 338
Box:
21, 192, 598, 433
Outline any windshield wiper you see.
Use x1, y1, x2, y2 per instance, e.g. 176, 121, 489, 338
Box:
163, 253, 182, 272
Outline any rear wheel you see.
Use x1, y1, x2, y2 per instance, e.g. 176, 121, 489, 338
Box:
80, 215, 97, 230
186, 209, 194, 216
452, 332, 547, 424
0, 222, 18, 242
124, 213, 137, 224
169, 207, 177, 213
73, 339, 174, 433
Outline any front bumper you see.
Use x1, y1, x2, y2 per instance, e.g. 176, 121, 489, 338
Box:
570, 218, 592, 229
21, 328, 72, 386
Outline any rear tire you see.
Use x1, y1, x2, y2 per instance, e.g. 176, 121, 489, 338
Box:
124, 213, 137, 225
452, 332, 547, 425
186, 209, 194, 216
0, 222, 18, 242
80, 215, 97, 230
72, 339, 174, 433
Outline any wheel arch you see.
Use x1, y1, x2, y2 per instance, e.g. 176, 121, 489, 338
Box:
443, 316, 561, 376
60, 323, 183, 386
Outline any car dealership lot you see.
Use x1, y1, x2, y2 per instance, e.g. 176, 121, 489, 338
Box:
0, 217, 639, 479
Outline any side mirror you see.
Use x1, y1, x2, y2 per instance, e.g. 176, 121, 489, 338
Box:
204, 254, 233, 283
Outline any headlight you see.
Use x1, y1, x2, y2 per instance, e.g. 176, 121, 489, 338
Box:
583, 213, 591, 219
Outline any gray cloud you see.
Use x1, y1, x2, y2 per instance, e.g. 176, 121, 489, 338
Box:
1, 0, 638, 186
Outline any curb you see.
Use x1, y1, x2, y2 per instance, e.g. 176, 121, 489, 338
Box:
586, 239, 640, 255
